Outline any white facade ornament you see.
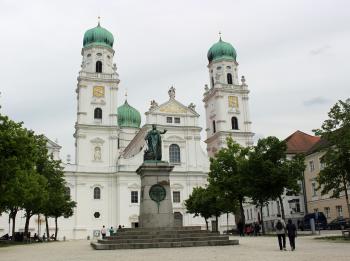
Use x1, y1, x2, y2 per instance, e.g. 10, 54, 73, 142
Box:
149, 100, 158, 110
90, 137, 105, 145
188, 102, 196, 110
94, 146, 102, 161
168, 86, 176, 99
241, 75, 246, 86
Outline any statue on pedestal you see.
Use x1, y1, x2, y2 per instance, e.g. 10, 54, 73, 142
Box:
144, 124, 167, 161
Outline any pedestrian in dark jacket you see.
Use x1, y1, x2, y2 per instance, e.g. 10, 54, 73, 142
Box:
286, 219, 297, 251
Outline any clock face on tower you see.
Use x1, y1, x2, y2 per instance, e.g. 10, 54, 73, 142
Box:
93, 86, 105, 97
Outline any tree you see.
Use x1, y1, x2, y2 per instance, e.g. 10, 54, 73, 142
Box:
185, 186, 223, 230
314, 98, 350, 217
0, 113, 41, 237
207, 137, 248, 226
22, 171, 48, 237
35, 136, 76, 241
245, 147, 275, 234
246, 137, 305, 233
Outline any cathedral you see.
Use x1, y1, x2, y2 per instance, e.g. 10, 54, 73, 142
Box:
0, 22, 253, 239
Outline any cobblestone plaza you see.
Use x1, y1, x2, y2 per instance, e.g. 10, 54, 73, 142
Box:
1, 234, 349, 261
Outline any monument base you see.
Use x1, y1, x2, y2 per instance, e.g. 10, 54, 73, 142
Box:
136, 161, 174, 228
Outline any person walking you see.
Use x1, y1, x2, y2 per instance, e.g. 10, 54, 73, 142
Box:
274, 214, 286, 251
101, 225, 107, 239
286, 219, 297, 251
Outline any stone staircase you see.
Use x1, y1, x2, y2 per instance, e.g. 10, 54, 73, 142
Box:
91, 226, 239, 250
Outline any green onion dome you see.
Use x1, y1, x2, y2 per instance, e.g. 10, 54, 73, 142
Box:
117, 101, 141, 128
83, 22, 114, 48
207, 37, 237, 63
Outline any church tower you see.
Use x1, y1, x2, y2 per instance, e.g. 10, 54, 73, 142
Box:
74, 21, 119, 172
203, 36, 254, 157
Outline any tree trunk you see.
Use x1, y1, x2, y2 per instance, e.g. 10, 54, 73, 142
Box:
216, 215, 219, 232
278, 195, 285, 220
24, 211, 32, 239
54, 217, 58, 241
205, 218, 208, 230
260, 204, 265, 235
342, 178, 350, 218
239, 196, 245, 226
226, 212, 229, 232
10, 208, 18, 239
45, 215, 50, 241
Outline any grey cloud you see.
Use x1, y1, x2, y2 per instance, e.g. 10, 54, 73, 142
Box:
310, 45, 331, 55
303, 97, 330, 107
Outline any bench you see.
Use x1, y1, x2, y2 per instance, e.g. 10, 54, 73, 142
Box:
341, 230, 350, 238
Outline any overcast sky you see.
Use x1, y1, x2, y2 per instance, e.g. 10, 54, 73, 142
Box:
0, 0, 349, 161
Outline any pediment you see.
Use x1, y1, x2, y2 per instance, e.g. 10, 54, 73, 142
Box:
128, 183, 140, 189
171, 183, 184, 190
164, 135, 185, 143
152, 99, 199, 116
90, 137, 105, 144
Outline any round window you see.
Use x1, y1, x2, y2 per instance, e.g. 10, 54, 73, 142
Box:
94, 212, 100, 218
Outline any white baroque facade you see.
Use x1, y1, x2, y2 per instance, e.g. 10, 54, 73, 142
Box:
0, 24, 253, 239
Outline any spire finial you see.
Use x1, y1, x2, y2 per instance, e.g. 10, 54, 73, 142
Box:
98, 16, 101, 26
219, 31, 222, 41
125, 89, 128, 102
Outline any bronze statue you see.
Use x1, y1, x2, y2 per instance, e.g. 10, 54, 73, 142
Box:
144, 124, 167, 161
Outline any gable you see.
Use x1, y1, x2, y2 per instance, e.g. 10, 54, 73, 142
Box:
152, 99, 199, 116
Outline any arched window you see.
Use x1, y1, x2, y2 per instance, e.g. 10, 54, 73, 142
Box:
227, 73, 233, 84
96, 61, 102, 73
231, 117, 239, 130
93, 187, 101, 199
169, 144, 180, 163
213, 120, 216, 133
94, 108, 102, 119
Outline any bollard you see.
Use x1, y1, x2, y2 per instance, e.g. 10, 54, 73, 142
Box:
310, 218, 316, 234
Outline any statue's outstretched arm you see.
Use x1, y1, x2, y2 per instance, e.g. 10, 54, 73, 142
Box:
160, 129, 167, 134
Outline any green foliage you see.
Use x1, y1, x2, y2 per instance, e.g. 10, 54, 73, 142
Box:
185, 186, 223, 229
0, 111, 76, 237
313, 99, 350, 216
245, 136, 305, 224
208, 137, 248, 223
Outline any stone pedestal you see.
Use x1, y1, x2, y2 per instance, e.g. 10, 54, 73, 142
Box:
136, 161, 174, 228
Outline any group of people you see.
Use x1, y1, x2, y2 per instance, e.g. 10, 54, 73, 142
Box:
101, 225, 123, 239
237, 214, 297, 251
237, 221, 261, 236
274, 214, 297, 251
